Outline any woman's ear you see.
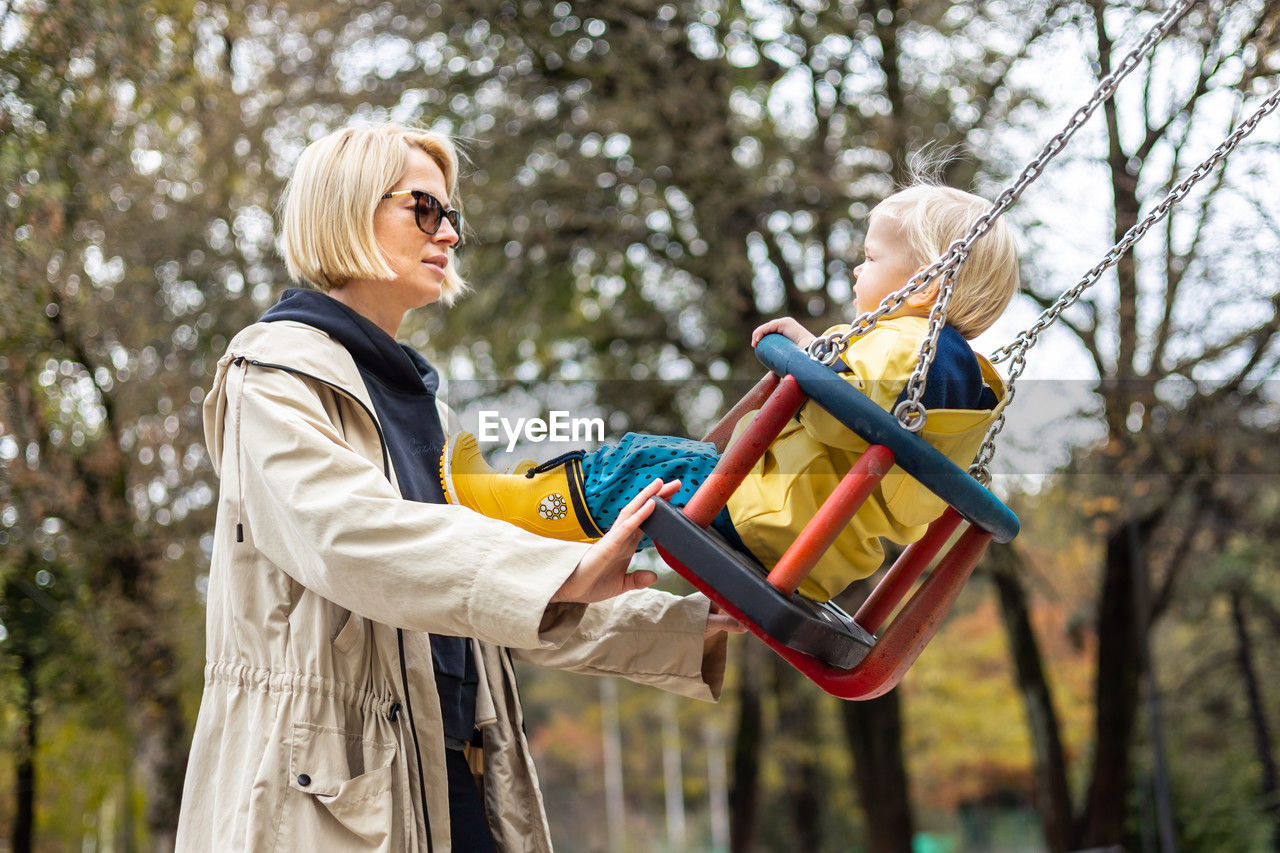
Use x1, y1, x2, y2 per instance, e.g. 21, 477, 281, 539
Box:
904, 267, 940, 308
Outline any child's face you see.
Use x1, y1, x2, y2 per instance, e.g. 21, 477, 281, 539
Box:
853, 213, 923, 318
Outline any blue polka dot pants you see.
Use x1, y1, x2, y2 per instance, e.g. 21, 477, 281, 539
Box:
580, 432, 750, 553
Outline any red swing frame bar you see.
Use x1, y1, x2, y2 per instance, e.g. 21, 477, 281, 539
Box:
656, 344, 1010, 700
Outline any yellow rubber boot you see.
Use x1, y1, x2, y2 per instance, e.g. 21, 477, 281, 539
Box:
439, 432, 604, 543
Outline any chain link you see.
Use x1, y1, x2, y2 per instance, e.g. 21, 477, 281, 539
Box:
892, 266, 960, 431
807, 0, 1198, 432
969, 84, 1280, 483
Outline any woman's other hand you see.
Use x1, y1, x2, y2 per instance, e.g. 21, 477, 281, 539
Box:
751, 317, 815, 349
551, 478, 679, 604
705, 602, 746, 639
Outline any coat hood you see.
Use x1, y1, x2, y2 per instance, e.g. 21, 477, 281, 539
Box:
203, 317, 376, 474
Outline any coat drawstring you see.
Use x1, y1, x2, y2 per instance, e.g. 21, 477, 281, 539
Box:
233, 358, 248, 543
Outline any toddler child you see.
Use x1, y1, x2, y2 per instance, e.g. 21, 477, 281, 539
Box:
441, 183, 1019, 601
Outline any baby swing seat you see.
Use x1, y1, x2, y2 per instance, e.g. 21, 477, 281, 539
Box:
641, 334, 1019, 700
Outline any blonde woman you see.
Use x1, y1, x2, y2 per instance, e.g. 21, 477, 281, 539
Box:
176, 123, 739, 851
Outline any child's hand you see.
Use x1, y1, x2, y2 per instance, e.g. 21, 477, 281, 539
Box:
751, 317, 816, 349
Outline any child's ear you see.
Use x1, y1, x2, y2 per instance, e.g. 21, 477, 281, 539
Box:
904, 267, 940, 308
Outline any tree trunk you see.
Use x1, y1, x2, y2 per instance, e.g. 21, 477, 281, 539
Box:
773, 659, 824, 852
132, 694, 187, 853
988, 548, 1074, 853
1230, 589, 1280, 851
1133, 525, 1177, 853
871, 0, 908, 183
842, 691, 914, 852
661, 694, 687, 851
600, 678, 626, 853
730, 641, 765, 853
13, 646, 37, 853
112, 592, 189, 852
1078, 519, 1148, 847
705, 720, 731, 853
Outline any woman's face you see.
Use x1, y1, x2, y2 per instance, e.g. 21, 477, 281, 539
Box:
370, 147, 460, 311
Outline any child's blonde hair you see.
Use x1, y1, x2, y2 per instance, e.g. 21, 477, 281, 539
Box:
873, 184, 1019, 339
280, 123, 467, 303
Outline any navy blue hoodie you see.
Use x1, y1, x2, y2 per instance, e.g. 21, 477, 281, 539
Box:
261, 288, 478, 747
891, 324, 998, 411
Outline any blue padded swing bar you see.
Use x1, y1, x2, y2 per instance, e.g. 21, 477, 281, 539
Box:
753, 334, 1019, 544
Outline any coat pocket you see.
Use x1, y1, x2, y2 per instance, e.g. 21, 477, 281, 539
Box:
284, 721, 397, 850
330, 609, 366, 655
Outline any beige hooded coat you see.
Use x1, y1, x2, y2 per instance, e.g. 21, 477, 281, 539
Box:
175, 320, 725, 851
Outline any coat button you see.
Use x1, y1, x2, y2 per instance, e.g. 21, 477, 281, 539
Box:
297, 774, 311, 787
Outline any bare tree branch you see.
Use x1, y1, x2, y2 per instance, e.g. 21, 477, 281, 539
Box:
1025, 285, 1108, 378
759, 227, 805, 317
956, 0, 1068, 138
1150, 474, 1217, 619
1134, 16, 1220, 164
1170, 288, 1280, 388
1233, 0, 1280, 92
1151, 117, 1234, 373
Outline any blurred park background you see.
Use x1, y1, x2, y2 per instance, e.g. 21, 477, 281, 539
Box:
3, 0, 1280, 850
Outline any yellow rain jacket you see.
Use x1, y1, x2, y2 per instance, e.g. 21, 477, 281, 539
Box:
725, 317, 1007, 602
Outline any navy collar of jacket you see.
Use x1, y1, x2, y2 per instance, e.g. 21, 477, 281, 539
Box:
261, 287, 439, 398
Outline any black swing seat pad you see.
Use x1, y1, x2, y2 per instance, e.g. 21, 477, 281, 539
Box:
643, 498, 875, 670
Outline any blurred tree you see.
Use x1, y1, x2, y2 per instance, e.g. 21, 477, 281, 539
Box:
0, 537, 121, 852
0, 551, 62, 853
1, 2, 193, 844
983, 1, 1280, 848
0, 0, 279, 845
1139, 401, 1280, 851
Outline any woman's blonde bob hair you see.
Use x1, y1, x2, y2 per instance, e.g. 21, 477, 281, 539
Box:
873, 184, 1019, 339
280, 123, 467, 303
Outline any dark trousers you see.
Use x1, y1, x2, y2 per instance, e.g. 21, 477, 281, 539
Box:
445, 747, 495, 852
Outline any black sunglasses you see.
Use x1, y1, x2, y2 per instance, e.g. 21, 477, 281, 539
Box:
381, 189, 462, 240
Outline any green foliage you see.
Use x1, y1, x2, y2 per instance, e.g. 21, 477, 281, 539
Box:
1, 0, 258, 844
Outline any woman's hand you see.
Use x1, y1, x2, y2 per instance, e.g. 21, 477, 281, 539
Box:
751, 317, 815, 349
705, 602, 746, 639
551, 478, 680, 604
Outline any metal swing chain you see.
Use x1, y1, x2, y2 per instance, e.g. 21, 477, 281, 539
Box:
806, 0, 1198, 433
968, 83, 1280, 482
891, 266, 961, 430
